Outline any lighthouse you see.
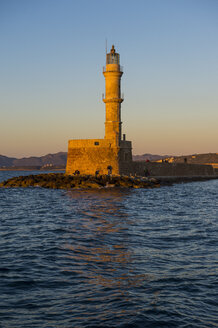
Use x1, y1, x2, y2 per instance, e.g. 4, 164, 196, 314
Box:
66, 45, 132, 175
103, 45, 123, 144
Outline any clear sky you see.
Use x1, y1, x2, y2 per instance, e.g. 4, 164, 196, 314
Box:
0, 0, 218, 158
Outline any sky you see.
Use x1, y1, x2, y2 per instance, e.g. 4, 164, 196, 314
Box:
0, 0, 218, 158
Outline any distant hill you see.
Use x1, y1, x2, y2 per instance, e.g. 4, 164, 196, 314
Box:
0, 155, 16, 167
0, 152, 67, 168
133, 153, 218, 167
164, 153, 218, 168
1, 152, 217, 169
1, 152, 167, 168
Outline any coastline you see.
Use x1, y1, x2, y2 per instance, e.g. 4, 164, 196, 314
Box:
0, 173, 218, 189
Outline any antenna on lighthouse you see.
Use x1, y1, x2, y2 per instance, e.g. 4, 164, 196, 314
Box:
105, 38, 107, 55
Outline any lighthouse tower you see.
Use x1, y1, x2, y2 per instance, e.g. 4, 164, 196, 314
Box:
103, 45, 123, 145
66, 45, 132, 176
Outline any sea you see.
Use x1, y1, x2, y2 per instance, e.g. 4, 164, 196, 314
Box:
0, 170, 217, 328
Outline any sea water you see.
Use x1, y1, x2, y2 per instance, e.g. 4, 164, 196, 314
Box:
0, 171, 217, 328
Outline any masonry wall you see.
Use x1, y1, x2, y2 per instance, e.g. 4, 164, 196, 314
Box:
132, 162, 215, 176
118, 140, 133, 175
66, 139, 120, 175
66, 137, 133, 176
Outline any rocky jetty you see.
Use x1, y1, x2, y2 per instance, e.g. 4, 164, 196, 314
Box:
0, 173, 160, 190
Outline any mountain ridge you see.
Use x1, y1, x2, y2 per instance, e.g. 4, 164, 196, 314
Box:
0, 152, 67, 168
0, 152, 218, 168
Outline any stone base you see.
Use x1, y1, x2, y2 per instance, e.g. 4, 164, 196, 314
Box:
66, 138, 133, 176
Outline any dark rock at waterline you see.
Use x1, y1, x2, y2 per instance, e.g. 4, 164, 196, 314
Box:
0, 173, 160, 190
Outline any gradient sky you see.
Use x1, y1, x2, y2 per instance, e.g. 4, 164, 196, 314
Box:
0, 0, 218, 158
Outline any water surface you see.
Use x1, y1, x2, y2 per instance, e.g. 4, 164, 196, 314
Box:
0, 171, 217, 327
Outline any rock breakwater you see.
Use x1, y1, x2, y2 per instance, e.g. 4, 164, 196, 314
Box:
0, 173, 160, 189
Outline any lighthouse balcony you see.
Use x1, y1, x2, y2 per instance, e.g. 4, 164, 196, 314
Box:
102, 96, 124, 104
102, 93, 124, 103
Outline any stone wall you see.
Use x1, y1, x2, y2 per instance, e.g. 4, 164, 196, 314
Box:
131, 161, 215, 176
66, 138, 133, 176
66, 139, 121, 175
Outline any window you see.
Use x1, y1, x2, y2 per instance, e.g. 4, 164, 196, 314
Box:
94, 142, 99, 146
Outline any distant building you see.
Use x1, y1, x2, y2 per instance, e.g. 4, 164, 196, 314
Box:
66, 45, 133, 175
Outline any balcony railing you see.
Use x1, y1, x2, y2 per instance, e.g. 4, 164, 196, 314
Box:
102, 93, 124, 100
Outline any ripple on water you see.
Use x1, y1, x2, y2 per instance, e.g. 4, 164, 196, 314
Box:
0, 173, 217, 327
